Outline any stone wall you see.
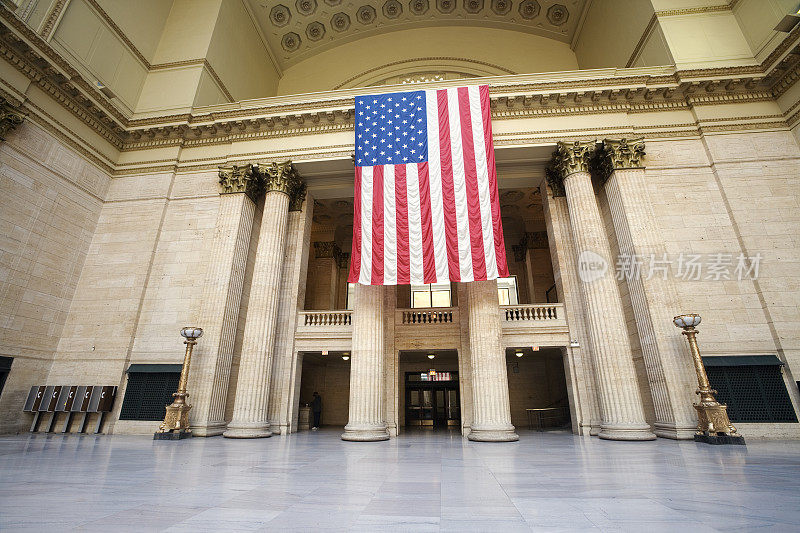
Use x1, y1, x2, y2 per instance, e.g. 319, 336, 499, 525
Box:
0, 120, 110, 433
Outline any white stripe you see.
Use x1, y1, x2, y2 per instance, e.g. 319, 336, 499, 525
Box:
359, 166, 373, 284
446, 88, 474, 282
468, 86, 498, 280
425, 89, 448, 283
383, 165, 397, 285
406, 164, 424, 284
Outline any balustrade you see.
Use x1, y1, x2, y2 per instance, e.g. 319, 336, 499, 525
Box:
300, 310, 352, 326
400, 308, 455, 324
502, 304, 560, 321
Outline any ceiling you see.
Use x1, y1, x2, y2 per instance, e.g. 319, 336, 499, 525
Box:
246, 0, 589, 70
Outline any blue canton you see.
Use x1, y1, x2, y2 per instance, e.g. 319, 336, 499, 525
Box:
355, 90, 428, 167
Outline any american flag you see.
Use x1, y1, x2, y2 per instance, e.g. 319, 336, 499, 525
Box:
348, 85, 509, 285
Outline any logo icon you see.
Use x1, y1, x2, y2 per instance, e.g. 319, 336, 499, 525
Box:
578, 250, 608, 282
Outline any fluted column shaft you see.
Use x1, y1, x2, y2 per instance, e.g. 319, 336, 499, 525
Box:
563, 169, 655, 440
466, 280, 518, 442
190, 191, 256, 436
542, 190, 602, 435
342, 283, 390, 441
604, 166, 697, 439
224, 189, 290, 438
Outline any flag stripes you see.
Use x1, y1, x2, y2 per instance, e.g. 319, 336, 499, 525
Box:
349, 85, 509, 285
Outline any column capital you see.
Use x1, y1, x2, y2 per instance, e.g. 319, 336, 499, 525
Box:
260, 161, 297, 194
218, 164, 262, 200
521, 231, 548, 250
592, 138, 646, 186
0, 97, 25, 141
546, 140, 597, 196
288, 177, 307, 212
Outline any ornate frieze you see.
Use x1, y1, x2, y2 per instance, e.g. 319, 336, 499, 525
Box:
0, 97, 25, 141
218, 164, 262, 200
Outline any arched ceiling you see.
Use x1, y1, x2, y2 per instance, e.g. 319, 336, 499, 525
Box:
246, 0, 589, 70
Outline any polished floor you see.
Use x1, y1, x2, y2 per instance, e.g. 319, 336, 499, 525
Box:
0, 428, 799, 532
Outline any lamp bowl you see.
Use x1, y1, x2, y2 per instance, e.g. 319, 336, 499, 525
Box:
180, 327, 204, 340
673, 314, 701, 329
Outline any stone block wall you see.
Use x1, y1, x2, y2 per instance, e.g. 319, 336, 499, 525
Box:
0, 121, 110, 433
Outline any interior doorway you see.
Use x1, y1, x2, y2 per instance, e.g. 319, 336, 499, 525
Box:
506, 347, 571, 431
398, 350, 460, 431
297, 351, 350, 430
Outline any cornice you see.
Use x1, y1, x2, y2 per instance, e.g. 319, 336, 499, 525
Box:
654, 5, 731, 17
39, 0, 68, 39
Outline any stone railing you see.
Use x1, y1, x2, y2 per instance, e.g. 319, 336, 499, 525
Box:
501, 304, 561, 322
398, 308, 456, 324
300, 310, 352, 326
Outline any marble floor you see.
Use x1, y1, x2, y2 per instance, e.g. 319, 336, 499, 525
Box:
0, 429, 799, 532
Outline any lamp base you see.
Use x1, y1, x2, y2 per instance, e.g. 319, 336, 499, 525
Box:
694, 433, 746, 446
153, 430, 192, 440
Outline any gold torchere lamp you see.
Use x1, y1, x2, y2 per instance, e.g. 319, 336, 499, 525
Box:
674, 314, 745, 445
154, 327, 203, 440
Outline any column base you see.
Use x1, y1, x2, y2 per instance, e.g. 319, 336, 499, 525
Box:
598, 423, 656, 441
654, 422, 697, 440
223, 422, 272, 439
467, 425, 519, 442
694, 433, 746, 445
341, 423, 389, 441
190, 421, 227, 437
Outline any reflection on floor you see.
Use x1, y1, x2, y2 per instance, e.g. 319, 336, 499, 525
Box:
1, 429, 799, 531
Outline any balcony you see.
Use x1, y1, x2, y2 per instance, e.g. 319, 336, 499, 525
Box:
294, 303, 568, 351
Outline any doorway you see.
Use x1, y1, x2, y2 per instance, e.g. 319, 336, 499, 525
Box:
405, 371, 460, 429
506, 347, 571, 430
297, 351, 350, 430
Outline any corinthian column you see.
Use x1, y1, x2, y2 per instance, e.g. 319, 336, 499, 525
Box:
599, 139, 697, 439
466, 280, 518, 442
553, 141, 655, 441
190, 165, 261, 436
342, 283, 390, 441
224, 162, 301, 438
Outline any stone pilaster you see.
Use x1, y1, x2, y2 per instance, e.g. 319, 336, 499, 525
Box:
553, 141, 655, 441
599, 139, 697, 439
189, 165, 260, 436
466, 280, 518, 442
342, 283, 390, 441
224, 162, 300, 438
542, 182, 601, 436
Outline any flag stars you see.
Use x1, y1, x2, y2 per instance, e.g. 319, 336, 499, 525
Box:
355, 90, 428, 166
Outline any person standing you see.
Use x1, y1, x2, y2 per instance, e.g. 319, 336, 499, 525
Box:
311, 392, 322, 430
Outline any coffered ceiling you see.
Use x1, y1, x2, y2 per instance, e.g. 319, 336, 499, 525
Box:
246, 0, 589, 70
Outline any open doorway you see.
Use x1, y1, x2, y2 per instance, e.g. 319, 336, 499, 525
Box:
398, 350, 460, 431
506, 347, 571, 431
297, 351, 350, 430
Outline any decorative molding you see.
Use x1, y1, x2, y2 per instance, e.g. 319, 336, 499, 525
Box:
39, 0, 67, 38
313, 241, 344, 266
218, 163, 262, 201
332, 56, 516, 89
654, 4, 731, 17
0, 95, 25, 140
626, 13, 659, 69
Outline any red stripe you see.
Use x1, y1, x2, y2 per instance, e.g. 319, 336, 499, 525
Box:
480, 85, 509, 277
458, 87, 487, 281
371, 166, 384, 285
395, 165, 410, 284
437, 89, 460, 282
417, 162, 437, 283
348, 166, 362, 283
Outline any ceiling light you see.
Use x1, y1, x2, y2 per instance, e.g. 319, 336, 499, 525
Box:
427, 354, 435, 359
515, 351, 523, 357
342, 354, 350, 361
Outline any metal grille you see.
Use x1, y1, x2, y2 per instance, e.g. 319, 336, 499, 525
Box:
119, 372, 180, 421
706, 365, 798, 423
